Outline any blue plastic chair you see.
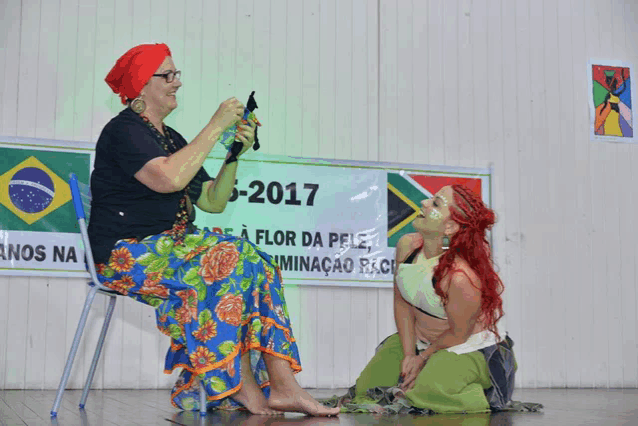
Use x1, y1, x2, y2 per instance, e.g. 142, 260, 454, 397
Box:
51, 173, 207, 418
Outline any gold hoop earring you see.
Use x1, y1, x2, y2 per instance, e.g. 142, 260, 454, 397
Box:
130, 97, 146, 114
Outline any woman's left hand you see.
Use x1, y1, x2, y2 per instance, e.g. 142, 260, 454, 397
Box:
234, 118, 257, 158
400, 351, 431, 391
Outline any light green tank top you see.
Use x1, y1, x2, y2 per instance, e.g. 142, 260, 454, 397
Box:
395, 250, 447, 319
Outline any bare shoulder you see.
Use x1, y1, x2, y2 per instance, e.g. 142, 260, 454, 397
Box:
452, 258, 481, 289
441, 258, 482, 292
395, 233, 422, 263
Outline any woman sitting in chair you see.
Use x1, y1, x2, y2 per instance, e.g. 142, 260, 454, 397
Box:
336, 184, 518, 414
88, 43, 338, 417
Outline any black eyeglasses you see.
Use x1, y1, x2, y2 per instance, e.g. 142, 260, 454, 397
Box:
152, 70, 181, 83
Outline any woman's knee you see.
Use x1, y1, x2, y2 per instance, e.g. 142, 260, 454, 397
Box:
412, 350, 484, 393
354, 334, 404, 394
375, 333, 404, 358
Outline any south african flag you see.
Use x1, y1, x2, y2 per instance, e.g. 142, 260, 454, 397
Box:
387, 173, 483, 247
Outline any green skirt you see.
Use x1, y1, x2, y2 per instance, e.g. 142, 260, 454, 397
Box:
320, 333, 543, 415
352, 333, 492, 414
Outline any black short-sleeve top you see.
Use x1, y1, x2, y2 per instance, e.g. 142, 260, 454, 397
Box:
88, 108, 211, 264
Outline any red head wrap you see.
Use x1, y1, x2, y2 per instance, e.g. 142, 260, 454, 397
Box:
105, 43, 172, 105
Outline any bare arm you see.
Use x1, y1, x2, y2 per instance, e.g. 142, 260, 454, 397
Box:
196, 152, 238, 213
196, 120, 256, 213
134, 98, 244, 193
420, 271, 482, 357
393, 234, 418, 356
400, 269, 483, 391
134, 122, 224, 193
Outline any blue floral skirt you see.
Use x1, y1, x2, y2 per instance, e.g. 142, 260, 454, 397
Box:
95, 227, 301, 411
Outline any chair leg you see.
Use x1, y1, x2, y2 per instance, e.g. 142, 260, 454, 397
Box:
51, 286, 99, 417
79, 295, 118, 409
199, 377, 207, 416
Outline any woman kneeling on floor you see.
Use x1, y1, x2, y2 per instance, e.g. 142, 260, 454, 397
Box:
329, 184, 526, 415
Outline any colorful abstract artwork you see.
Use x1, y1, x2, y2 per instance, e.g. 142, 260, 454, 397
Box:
589, 61, 635, 143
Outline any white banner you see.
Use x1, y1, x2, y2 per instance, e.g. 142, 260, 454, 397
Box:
0, 137, 491, 286
0, 230, 86, 273
196, 153, 491, 289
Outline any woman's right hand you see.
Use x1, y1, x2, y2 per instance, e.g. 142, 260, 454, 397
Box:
210, 97, 245, 132
400, 354, 421, 383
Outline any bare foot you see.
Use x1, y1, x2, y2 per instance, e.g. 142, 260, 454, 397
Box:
230, 381, 282, 415
229, 352, 282, 416
268, 388, 341, 417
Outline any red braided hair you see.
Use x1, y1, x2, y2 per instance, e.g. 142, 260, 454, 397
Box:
432, 184, 504, 341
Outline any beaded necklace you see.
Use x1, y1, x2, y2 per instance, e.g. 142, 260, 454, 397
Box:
140, 114, 193, 245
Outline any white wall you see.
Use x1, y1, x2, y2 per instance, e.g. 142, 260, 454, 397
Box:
1, 0, 637, 390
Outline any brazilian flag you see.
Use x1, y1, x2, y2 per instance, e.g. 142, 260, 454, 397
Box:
387, 172, 430, 247
0, 147, 91, 233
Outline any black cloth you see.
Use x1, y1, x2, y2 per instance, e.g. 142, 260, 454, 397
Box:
478, 334, 518, 411
88, 108, 212, 264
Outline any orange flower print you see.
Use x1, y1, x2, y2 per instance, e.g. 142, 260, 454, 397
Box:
265, 268, 274, 286
250, 329, 260, 346
245, 326, 257, 348
176, 289, 198, 320
252, 288, 259, 309
96, 263, 108, 275
214, 294, 244, 326
107, 275, 135, 295
276, 266, 283, 285
262, 322, 273, 336
267, 337, 275, 351
192, 320, 217, 342
177, 288, 198, 305
263, 293, 274, 310
144, 272, 161, 286
138, 282, 169, 298
189, 347, 216, 369
109, 247, 135, 273
175, 305, 195, 325
225, 359, 236, 377
139, 273, 168, 298
274, 305, 286, 323
198, 242, 240, 285
184, 245, 209, 262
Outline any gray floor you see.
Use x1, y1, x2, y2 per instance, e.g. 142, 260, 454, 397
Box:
1, 388, 637, 426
